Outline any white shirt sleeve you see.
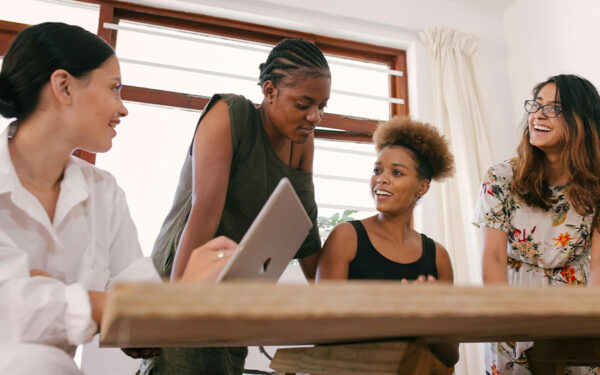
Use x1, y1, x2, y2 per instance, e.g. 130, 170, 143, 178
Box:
0, 239, 97, 349
106, 186, 161, 289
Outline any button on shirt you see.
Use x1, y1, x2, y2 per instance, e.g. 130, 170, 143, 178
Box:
0, 124, 159, 354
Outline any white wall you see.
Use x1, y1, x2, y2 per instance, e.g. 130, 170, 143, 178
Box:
504, 0, 600, 126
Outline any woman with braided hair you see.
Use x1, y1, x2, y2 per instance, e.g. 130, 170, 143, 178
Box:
144, 39, 331, 374
316, 116, 459, 367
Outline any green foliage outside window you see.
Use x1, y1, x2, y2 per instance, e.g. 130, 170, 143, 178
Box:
317, 210, 358, 242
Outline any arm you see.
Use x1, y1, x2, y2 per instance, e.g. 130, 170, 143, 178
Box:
297, 133, 321, 280
171, 100, 233, 280
0, 274, 98, 348
89, 290, 106, 327
0, 232, 98, 348
434, 242, 454, 283
299, 252, 320, 281
316, 222, 357, 281
589, 228, 600, 286
481, 226, 509, 284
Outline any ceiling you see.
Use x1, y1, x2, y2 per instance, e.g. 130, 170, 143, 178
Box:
443, 0, 518, 11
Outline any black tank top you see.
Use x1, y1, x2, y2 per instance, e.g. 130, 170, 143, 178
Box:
347, 220, 438, 280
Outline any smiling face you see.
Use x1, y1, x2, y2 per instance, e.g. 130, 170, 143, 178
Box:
528, 82, 567, 155
370, 146, 430, 215
263, 72, 331, 144
70, 55, 128, 153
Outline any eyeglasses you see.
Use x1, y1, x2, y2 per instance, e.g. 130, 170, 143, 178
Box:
524, 100, 562, 118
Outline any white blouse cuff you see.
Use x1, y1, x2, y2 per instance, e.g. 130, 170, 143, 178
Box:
64, 283, 98, 346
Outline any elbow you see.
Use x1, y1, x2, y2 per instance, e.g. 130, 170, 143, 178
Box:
442, 347, 460, 368
429, 343, 459, 368
435, 344, 459, 368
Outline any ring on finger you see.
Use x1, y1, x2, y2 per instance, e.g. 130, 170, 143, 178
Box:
216, 249, 228, 259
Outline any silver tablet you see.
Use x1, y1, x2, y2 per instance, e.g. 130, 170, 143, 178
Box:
215, 177, 312, 282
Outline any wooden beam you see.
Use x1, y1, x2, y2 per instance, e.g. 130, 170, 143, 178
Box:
100, 282, 600, 348
0, 20, 28, 55
270, 340, 453, 375
121, 85, 376, 142
121, 85, 209, 110
97, 3, 118, 47
390, 53, 408, 117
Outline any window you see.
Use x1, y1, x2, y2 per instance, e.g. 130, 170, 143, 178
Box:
0, 3, 410, 373
94, 103, 198, 254
0, 0, 99, 32
0, 1, 409, 257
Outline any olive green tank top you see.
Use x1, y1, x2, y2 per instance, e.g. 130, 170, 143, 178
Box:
142, 94, 321, 375
151, 93, 321, 278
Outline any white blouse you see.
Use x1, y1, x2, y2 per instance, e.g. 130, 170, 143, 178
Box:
0, 124, 159, 354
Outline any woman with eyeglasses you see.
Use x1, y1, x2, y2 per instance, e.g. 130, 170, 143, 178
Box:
474, 74, 600, 375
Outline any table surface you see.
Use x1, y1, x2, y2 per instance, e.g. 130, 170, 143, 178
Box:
100, 281, 600, 348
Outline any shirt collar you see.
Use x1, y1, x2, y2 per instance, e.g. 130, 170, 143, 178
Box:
0, 123, 90, 229
53, 155, 89, 227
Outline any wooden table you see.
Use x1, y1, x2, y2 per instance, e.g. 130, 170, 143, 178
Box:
100, 281, 600, 373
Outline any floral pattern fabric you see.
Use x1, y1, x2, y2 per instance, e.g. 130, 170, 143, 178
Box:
474, 160, 596, 375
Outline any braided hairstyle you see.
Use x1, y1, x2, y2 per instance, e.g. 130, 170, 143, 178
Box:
0, 22, 114, 122
258, 38, 330, 88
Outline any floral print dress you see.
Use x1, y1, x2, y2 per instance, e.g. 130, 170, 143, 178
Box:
473, 160, 598, 375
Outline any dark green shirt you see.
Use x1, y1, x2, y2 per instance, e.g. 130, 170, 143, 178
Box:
143, 94, 320, 375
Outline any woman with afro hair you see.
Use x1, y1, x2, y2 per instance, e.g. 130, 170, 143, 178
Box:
316, 115, 458, 367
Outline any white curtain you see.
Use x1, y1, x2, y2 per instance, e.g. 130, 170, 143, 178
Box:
418, 27, 494, 375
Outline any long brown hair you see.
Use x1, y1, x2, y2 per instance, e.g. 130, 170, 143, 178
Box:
512, 74, 600, 228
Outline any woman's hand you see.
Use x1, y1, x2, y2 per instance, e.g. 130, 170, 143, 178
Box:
180, 236, 237, 282
400, 275, 437, 284
121, 347, 161, 359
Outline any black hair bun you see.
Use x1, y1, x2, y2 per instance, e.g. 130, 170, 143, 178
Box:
0, 74, 18, 118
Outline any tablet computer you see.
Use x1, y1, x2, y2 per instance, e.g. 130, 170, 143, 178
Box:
215, 177, 312, 282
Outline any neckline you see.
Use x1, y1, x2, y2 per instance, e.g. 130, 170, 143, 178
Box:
357, 220, 426, 265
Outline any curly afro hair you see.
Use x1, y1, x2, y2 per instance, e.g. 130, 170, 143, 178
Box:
372, 116, 455, 181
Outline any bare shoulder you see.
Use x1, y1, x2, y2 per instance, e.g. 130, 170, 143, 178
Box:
433, 241, 450, 260
433, 240, 454, 283
322, 221, 358, 259
195, 99, 230, 135
317, 221, 358, 280
192, 99, 232, 159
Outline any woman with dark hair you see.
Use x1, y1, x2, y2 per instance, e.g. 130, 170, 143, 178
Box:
0, 22, 235, 375
474, 74, 600, 375
146, 39, 331, 374
316, 116, 459, 367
